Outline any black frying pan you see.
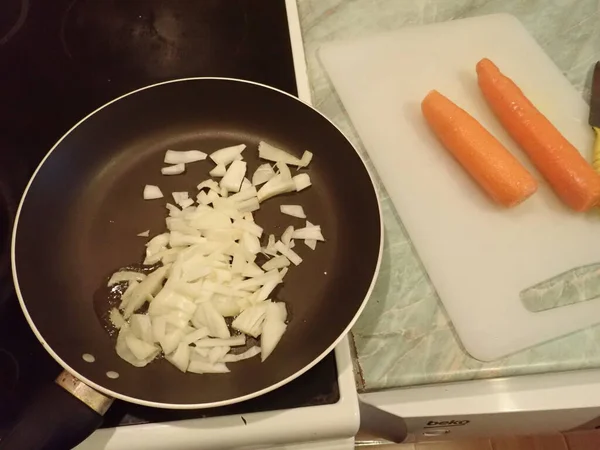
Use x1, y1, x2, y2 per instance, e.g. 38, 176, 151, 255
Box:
4, 78, 382, 449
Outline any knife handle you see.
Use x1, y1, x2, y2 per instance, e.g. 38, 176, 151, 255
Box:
593, 127, 600, 173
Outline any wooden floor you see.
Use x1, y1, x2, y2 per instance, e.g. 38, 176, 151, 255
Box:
373, 430, 600, 449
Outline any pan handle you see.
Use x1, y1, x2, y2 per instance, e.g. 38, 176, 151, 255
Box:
0, 371, 113, 450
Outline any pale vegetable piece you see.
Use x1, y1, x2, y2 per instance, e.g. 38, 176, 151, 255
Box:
258, 141, 302, 166
164, 150, 207, 164
220, 346, 261, 362
274, 241, 302, 266
242, 261, 264, 278
119, 280, 139, 310
252, 163, 276, 186
233, 219, 263, 238
241, 177, 253, 191
209, 164, 227, 178
159, 328, 184, 355
146, 232, 170, 257
210, 144, 246, 166
196, 190, 210, 205
161, 163, 185, 175
137, 230, 150, 237
232, 303, 268, 338
237, 197, 260, 213
233, 269, 280, 291
263, 234, 278, 256
172, 191, 189, 206
256, 174, 296, 203
194, 347, 210, 358
220, 160, 247, 193
166, 343, 191, 373
261, 302, 287, 361
151, 316, 167, 343
179, 198, 194, 209
123, 265, 170, 318
188, 359, 230, 374
241, 232, 261, 255
292, 226, 325, 241
109, 308, 126, 330
116, 327, 158, 367
144, 248, 180, 265
229, 186, 257, 203
208, 346, 230, 364
305, 239, 317, 250
280, 205, 306, 219
126, 333, 160, 361
255, 279, 278, 303
143, 185, 164, 200
279, 267, 289, 280
193, 335, 246, 347
197, 179, 220, 192
293, 173, 312, 192
211, 296, 242, 317
180, 327, 209, 345
169, 231, 206, 247
298, 150, 313, 168
275, 161, 292, 181
281, 226, 294, 246
262, 256, 290, 271
201, 302, 230, 339
107, 271, 146, 287
130, 314, 153, 343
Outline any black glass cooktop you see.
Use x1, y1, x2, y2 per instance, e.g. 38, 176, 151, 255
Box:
0, 0, 339, 435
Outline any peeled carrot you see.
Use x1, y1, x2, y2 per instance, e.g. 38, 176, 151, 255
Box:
476, 58, 600, 212
421, 90, 538, 207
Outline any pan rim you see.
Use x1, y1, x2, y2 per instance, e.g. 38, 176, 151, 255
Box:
11, 76, 384, 409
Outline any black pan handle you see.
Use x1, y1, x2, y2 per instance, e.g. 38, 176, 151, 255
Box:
0, 371, 113, 450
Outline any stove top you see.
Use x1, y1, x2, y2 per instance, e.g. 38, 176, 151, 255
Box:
0, 0, 339, 435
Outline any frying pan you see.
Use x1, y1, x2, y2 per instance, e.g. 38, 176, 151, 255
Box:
3, 78, 382, 449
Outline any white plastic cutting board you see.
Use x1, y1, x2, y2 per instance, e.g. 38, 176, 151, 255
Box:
320, 14, 600, 361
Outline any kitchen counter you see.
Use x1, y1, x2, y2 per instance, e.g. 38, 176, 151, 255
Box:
296, 0, 600, 391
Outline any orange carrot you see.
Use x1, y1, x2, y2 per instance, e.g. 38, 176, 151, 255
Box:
421, 90, 538, 207
476, 58, 600, 212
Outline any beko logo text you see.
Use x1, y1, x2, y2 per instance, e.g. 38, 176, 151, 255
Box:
424, 420, 470, 428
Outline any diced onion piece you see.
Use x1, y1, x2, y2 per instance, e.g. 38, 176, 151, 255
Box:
275, 162, 292, 181
146, 232, 169, 257
229, 186, 257, 203
233, 219, 263, 238
280, 205, 306, 219
166, 343, 191, 372
181, 327, 210, 345
292, 226, 325, 241
281, 226, 294, 246
196, 191, 210, 205
255, 279, 278, 303
188, 359, 230, 374
123, 265, 170, 318
193, 335, 246, 347
211, 296, 242, 317
293, 174, 311, 192
143, 185, 164, 200
161, 163, 185, 175
242, 261, 264, 278
197, 179, 220, 192
258, 141, 302, 166
210, 144, 246, 166
241, 232, 261, 255
220, 346, 261, 362
119, 280, 139, 310
220, 160, 247, 193
208, 346, 230, 364
130, 314, 153, 343
241, 178, 253, 191
164, 150, 207, 164
256, 174, 296, 203
232, 303, 268, 338
169, 231, 206, 247
109, 308, 126, 329
179, 198, 194, 209
108, 271, 146, 287
125, 333, 160, 361
209, 164, 227, 178
116, 327, 158, 367
298, 150, 313, 168
262, 256, 290, 271
159, 328, 184, 355
172, 191, 189, 206
261, 302, 287, 361
252, 163, 276, 186
305, 239, 317, 250
137, 230, 150, 237
279, 267, 289, 280
274, 241, 302, 266
201, 302, 230, 339
237, 197, 260, 213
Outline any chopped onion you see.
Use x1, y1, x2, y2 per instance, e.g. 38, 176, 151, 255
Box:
305, 239, 317, 250
233, 219, 263, 238
197, 179, 220, 192
258, 141, 302, 166
209, 164, 227, 178
172, 191, 189, 206
293, 173, 312, 192
109, 308, 126, 329
210, 144, 246, 166
262, 256, 290, 271
161, 164, 185, 175
164, 150, 207, 164
280, 205, 306, 219
237, 197, 260, 213
166, 343, 191, 372
261, 302, 287, 361
137, 230, 150, 237
181, 327, 210, 345
232, 303, 268, 338
201, 302, 230, 339
252, 164, 275, 186
229, 186, 257, 203
123, 265, 170, 318
281, 226, 294, 247
130, 314, 153, 343
188, 358, 230, 374
208, 346, 230, 364
256, 174, 296, 203
107, 271, 146, 287
143, 185, 164, 200
241, 178, 253, 191
276, 161, 292, 181
242, 261, 264, 278
125, 333, 160, 361
298, 150, 313, 168
274, 241, 302, 266
220, 346, 261, 362
292, 226, 325, 241
220, 160, 247, 193
119, 280, 139, 310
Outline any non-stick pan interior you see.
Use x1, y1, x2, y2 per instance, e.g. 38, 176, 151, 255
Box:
13, 79, 381, 407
